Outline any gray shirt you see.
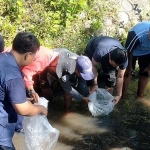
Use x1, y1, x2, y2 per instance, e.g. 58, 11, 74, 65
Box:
50, 48, 85, 100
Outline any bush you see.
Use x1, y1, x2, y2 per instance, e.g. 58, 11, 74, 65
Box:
0, 0, 118, 54
1, 0, 149, 54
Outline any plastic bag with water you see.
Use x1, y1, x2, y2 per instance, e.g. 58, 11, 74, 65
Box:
88, 88, 115, 117
22, 97, 59, 150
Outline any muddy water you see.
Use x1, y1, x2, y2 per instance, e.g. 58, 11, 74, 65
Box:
13, 78, 150, 150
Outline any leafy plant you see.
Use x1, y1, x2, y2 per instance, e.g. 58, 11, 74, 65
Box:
0, 0, 149, 54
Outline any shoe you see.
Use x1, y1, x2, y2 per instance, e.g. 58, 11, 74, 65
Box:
15, 128, 25, 134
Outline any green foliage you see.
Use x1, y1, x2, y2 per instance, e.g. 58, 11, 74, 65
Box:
0, 0, 111, 52
0, 0, 149, 53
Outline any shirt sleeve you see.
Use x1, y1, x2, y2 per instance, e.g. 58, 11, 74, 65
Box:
93, 48, 102, 62
92, 45, 104, 62
119, 58, 128, 70
58, 75, 83, 101
125, 31, 141, 52
5, 78, 27, 104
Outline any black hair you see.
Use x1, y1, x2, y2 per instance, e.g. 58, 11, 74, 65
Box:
12, 32, 40, 54
110, 47, 127, 65
0, 35, 4, 53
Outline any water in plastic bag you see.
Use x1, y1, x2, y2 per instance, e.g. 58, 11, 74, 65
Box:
88, 88, 115, 117
22, 97, 59, 150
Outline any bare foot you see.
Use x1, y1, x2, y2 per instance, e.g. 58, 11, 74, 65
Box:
137, 97, 150, 107
136, 96, 144, 102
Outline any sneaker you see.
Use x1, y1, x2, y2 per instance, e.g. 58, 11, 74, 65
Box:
15, 128, 25, 134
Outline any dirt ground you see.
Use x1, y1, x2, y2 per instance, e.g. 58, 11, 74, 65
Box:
13, 77, 150, 150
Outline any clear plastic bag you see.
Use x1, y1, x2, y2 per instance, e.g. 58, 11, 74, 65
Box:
22, 97, 59, 150
88, 88, 115, 117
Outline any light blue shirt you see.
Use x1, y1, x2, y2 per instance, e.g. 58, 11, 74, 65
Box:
130, 21, 150, 56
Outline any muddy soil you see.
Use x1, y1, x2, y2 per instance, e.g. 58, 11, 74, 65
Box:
13, 76, 150, 150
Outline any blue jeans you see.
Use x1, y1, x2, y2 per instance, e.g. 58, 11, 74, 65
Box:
0, 123, 16, 149
15, 115, 23, 131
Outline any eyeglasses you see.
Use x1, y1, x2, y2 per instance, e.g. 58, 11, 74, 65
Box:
30, 52, 36, 61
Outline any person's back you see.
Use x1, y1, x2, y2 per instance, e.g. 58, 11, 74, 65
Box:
22, 46, 59, 88
85, 36, 124, 60
126, 21, 150, 56
130, 21, 150, 34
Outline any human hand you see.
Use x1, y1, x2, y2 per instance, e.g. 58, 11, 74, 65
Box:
28, 89, 39, 103
30, 92, 39, 103
27, 97, 34, 101
40, 105, 48, 116
89, 84, 98, 93
112, 96, 121, 105
82, 97, 90, 104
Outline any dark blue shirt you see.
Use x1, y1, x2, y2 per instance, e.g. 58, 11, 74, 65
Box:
86, 36, 128, 70
0, 52, 26, 127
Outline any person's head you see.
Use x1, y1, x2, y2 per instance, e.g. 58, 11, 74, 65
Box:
12, 32, 40, 66
0, 35, 4, 53
109, 48, 127, 67
76, 56, 94, 80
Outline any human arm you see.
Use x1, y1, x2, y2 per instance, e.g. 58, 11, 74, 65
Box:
82, 97, 90, 104
13, 100, 47, 116
113, 68, 126, 104
90, 57, 99, 92
22, 65, 40, 102
6, 78, 47, 116
59, 75, 90, 103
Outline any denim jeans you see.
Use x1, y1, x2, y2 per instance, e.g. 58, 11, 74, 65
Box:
15, 115, 23, 131
0, 123, 16, 148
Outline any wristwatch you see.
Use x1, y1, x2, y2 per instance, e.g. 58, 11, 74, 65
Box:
28, 89, 35, 95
